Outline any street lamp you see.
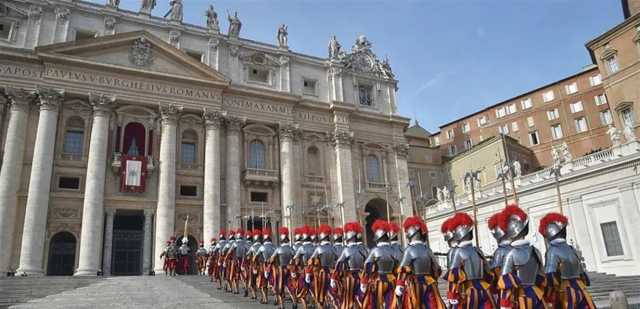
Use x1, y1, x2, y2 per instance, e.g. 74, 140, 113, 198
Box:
549, 163, 563, 214
464, 170, 481, 247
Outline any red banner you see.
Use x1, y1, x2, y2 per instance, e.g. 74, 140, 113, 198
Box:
120, 155, 147, 193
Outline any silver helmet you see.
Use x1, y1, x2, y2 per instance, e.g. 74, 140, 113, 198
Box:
503, 205, 529, 241
538, 212, 568, 240
372, 220, 389, 243
488, 212, 507, 243
451, 212, 474, 242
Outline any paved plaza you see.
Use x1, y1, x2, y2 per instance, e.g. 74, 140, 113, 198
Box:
9, 276, 265, 309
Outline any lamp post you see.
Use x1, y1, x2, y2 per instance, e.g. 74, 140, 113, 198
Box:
464, 170, 481, 247
550, 163, 563, 214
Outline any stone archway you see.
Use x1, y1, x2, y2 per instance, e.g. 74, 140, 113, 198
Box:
47, 232, 77, 276
364, 198, 388, 248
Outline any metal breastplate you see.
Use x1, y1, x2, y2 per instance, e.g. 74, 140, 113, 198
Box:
491, 245, 511, 270
234, 242, 248, 259
505, 245, 541, 286
371, 246, 396, 274
391, 242, 404, 262
256, 243, 275, 263
334, 244, 344, 257
401, 243, 434, 275
447, 247, 457, 269
343, 246, 366, 271
179, 245, 190, 255
196, 248, 208, 257
545, 243, 582, 279
215, 240, 227, 254
315, 243, 337, 268
297, 243, 315, 263
276, 245, 295, 266
166, 246, 177, 258
451, 245, 484, 280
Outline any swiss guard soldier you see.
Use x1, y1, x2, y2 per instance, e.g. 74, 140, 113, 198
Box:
256, 228, 276, 304
538, 212, 595, 309
440, 217, 458, 270
388, 221, 404, 262
160, 238, 178, 276
292, 225, 317, 309
488, 212, 511, 278
293, 226, 304, 253
332, 221, 367, 309
446, 212, 495, 309
246, 229, 263, 299
160, 240, 171, 275
497, 204, 546, 309
229, 229, 249, 295
268, 226, 296, 309
207, 237, 217, 280
178, 237, 191, 275
361, 219, 399, 309
221, 229, 237, 292
394, 216, 445, 309
214, 230, 228, 288
196, 241, 209, 275
306, 224, 338, 308
333, 227, 345, 257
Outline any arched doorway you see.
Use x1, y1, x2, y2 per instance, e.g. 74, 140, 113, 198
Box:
47, 232, 76, 276
364, 198, 388, 248
175, 235, 198, 275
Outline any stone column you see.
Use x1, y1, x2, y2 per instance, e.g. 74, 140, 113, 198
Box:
153, 104, 182, 274
0, 88, 35, 276
101, 209, 116, 276
225, 116, 243, 229
279, 124, 299, 228
393, 144, 413, 220
142, 209, 154, 275
333, 130, 357, 221
17, 88, 64, 276
75, 93, 116, 276
203, 110, 223, 243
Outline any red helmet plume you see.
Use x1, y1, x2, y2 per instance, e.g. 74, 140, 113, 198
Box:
538, 212, 568, 235
403, 216, 424, 231
333, 227, 343, 235
441, 217, 453, 233
318, 224, 332, 235
372, 219, 390, 232
344, 222, 363, 234
279, 226, 289, 235
262, 228, 272, 236
499, 204, 528, 231
388, 222, 400, 233
488, 212, 502, 230
452, 212, 473, 228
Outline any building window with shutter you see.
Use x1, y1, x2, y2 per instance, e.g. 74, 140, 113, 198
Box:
248, 140, 266, 169
551, 124, 563, 139
574, 117, 588, 133
600, 221, 624, 257
600, 110, 613, 125
542, 90, 555, 103
570, 101, 584, 113
521, 98, 533, 110
606, 55, 620, 74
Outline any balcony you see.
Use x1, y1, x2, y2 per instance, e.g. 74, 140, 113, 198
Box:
243, 168, 279, 187
367, 181, 388, 192
111, 152, 155, 174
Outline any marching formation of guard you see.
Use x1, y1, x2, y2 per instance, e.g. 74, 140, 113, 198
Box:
159, 203, 595, 309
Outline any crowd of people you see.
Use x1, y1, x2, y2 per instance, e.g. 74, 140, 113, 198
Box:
159, 203, 595, 309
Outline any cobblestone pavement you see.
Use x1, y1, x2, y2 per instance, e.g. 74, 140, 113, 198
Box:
10, 276, 268, 309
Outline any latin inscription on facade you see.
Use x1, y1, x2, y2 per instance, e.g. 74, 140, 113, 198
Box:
42, 66, 219, 100
0, 63, 43, 79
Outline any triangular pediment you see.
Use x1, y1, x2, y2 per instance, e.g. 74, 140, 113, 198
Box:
35, 30, 230, 86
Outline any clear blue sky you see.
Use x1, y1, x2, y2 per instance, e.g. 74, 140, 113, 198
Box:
100, 0, 623, 132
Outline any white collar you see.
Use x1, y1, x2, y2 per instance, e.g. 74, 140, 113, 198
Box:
303, 241, 312, 245
458, 240, 473, 247
512, 239, 530, 246
499, 240, 512, 246
321, 241, 331, 245
391, 240, 400, 245
550, 238, 566, 245
281, 242, 290, 246
410, 240, 423, 245
348, 242, 358, 247
377, 242, 390, 246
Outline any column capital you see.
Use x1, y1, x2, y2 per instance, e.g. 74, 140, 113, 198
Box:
225, 115, 244, 132
159, 104, 183, 124
143, 209, 155, 217
279, 123, 301, 141
35, 87, 64, 111
202, 109, 224, 129
394, 143, 410, 159
330, 129, 353, 146
89, 93, 116, 116
2, 87, 36, 112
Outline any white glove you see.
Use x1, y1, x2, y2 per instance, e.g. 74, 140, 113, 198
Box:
252, 269, 258, 275
330, 279, 336, 289
217, 262, 222, 266
291, 272, 298, 278
360, 283, 368, 293
500, 307, 511, 309
264, 271, 269, 279
305, 273, 312, 284
448, 299, 459, 305
241, 266, 245, 272
394, 285, 404, 297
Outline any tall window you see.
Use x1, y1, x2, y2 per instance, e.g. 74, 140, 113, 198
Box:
495, 107, 506, 118
565, 82, 578, 95
589, 74, 602, 86
527, 116, 535, 128
606, 56, 620, 74
521, 98, 533, 110
63, 117, 85, 159
547, 108, 560, 121
366, 155, 383, 183
448, 144, 457, 156
248, 140, 266, 169
574, 117, 588, 133
464, 139, 472, 150
600, 221, 624, 256
306, 146, 320, 175
570, 101, 584, 113
358, 85, 373, 106
600, 110, 613, 125
542, 90, 555, 103
477, 116, 488, 127
594, 94, 607, 106
551, 124, 563, 140
462, 123, 470, 133
446, 129, 454, 140
181, 130, 197, 167
528, 131, 540, 146
621, 108, 635, 127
